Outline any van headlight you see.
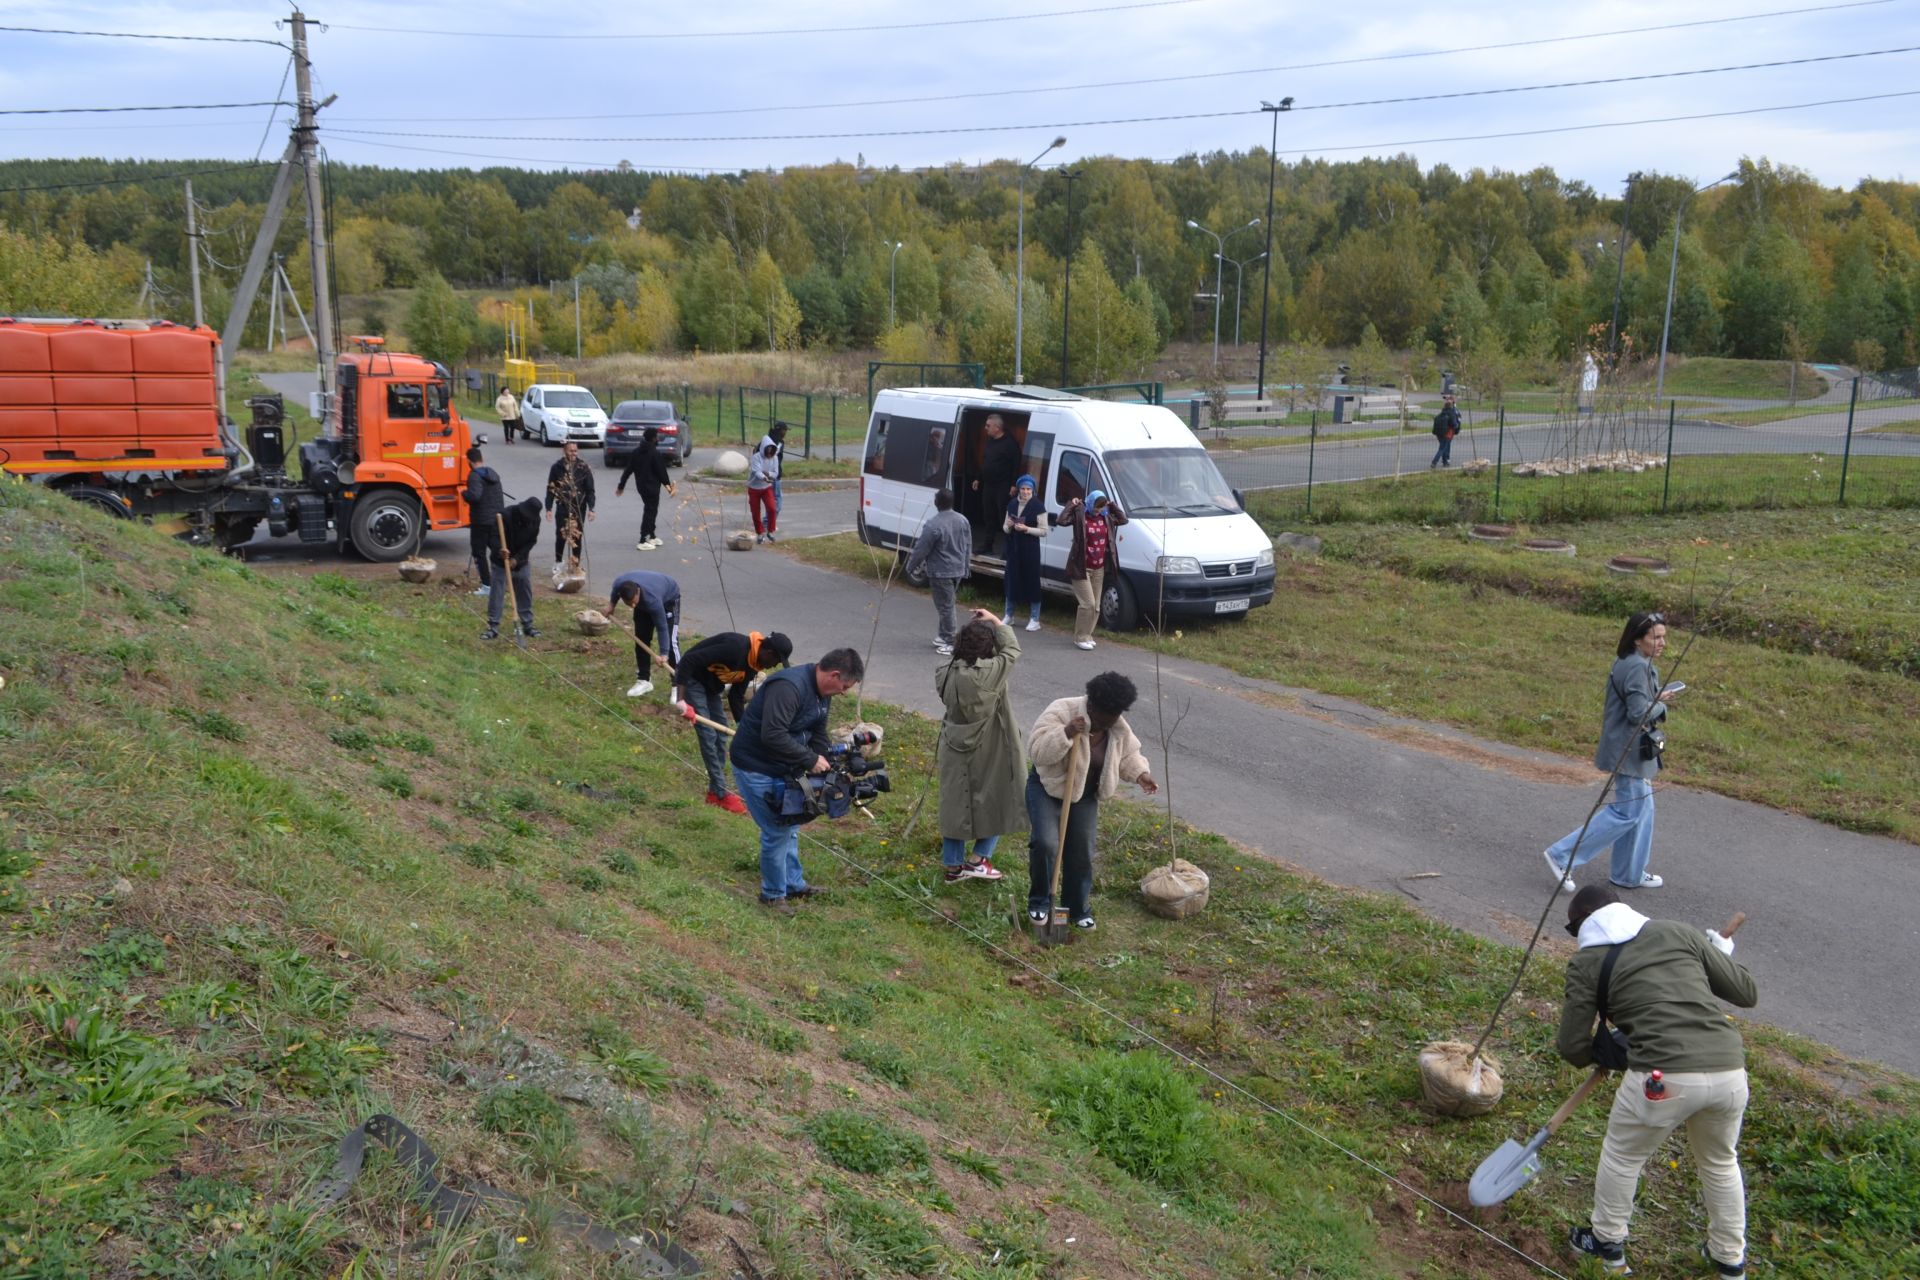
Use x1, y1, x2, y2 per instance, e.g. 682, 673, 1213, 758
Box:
1257, 547, 1274, 569
1156, 556, 1202, 576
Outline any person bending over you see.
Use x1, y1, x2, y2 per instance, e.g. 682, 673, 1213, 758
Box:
608, 569, 681, 698
673, 629, 793, 815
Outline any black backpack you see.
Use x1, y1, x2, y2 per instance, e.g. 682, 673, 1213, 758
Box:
1591, 941, 1633, 1070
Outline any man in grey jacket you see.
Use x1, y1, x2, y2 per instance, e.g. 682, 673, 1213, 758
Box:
906, 488, 973, 655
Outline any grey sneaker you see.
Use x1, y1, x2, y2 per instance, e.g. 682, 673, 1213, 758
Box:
1568, 1225, 1631, 1274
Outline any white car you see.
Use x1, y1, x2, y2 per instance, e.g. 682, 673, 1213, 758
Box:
522, 384, 608, 446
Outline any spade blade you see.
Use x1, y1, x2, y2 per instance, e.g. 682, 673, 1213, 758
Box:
1468, 1129, 1547, 1207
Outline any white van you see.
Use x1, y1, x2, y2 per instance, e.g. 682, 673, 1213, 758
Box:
857, 387, 1275, 630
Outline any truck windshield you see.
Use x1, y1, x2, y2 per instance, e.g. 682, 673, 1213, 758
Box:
1104, 448, 1241, 518
544, 390, 600, 410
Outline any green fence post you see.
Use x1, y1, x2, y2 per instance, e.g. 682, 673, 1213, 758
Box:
1838, 375, 1860, 505
715, 386, 723, 446
736, 386, 746, 444
1304, 417, 1317, 519
803, 393, 814, 459
1492, 405, 1505, 519
1661, 400, 1676, 513
831, 392, 838, 462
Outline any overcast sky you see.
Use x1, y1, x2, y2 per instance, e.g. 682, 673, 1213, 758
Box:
3, 0, 1918, 193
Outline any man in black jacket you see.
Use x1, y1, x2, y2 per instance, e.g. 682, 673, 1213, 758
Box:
463, 445, 504, 596
615, 428, 676, 550
485, 497, 543, 640
1430, 393, 1462, 469
673, 630, 794, 815
544, 441, 596, 567
973, 414, 1022, 553
728, 647, 864, 908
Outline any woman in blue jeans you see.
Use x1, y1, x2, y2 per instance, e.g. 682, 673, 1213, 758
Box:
1543, 611, 1682, 892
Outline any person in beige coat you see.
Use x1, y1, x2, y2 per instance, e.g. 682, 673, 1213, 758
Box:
935, 610, 1029, 883
1024, 672, 1157, 929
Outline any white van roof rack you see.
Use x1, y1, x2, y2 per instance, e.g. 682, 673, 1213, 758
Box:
988, 384, 1084, 401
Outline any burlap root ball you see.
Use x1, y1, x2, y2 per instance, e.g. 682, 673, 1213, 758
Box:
1139, 858, 1211, 919
397, 557, 436, 583
1418, 1040, 1504, 1116
726, 530, 755, 551
574, 609, 611, 636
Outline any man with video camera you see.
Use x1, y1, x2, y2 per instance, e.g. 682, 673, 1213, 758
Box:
728, 647, 866, 911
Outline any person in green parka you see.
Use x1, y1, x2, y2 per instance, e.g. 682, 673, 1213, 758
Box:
935, 608, 1029, 883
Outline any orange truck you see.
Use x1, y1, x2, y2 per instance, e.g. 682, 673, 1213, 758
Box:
0, 317, 474, 561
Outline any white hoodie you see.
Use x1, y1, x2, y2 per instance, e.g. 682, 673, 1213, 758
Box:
1577, 901, 1650, 950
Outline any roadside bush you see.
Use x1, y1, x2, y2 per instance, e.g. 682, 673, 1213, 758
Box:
1044, 1050, 1216, 1190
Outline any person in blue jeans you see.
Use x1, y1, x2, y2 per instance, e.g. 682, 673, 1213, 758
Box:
1430, 392, 1461, 468
728, 646, 866, 909
1543, 611, 1682, 892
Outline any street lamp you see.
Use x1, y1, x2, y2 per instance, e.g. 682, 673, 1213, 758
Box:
1254, 97, 1293, 399
1222, 251, 1266, 347
1186, 216, 1259, 367
1655, 171, 1737, 404
1014, 135, 1067, 383
1059, 169, 1081, 388
887, 240, 903, 330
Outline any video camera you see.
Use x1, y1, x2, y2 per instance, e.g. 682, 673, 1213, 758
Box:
776, 730, 891, 824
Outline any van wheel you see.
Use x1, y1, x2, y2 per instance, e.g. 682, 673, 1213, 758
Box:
1100, 574, 1140, 632
898, 550, 929, 589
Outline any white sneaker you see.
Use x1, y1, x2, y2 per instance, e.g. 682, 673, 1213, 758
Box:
1073, 639, 1096, 650
626, 679, 654, 698
1543, 849, 1575, 893
934, 643, 954, 656
1614, 872, 1664, 889
636, 540, 647, 550
1024, 619, 1041, 632
472, 585, 491, 597
645, 537, 663, 549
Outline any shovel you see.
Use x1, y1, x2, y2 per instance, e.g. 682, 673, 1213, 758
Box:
1468, 910, 1747, 1207
495, 515, 527, 650
1032, 735, 1085, 947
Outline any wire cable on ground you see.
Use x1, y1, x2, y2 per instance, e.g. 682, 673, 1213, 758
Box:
446, 585, 1572, 1278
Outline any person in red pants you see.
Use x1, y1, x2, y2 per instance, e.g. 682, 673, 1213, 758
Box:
747, 441, 780, 542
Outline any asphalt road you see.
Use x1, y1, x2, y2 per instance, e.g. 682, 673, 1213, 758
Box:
248, 373, 1920, 1075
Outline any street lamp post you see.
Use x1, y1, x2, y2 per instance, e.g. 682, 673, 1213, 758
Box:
1014, 136, 1067, 383
1655, 171, 1737, 405
1059, 169, 1081, 388
1186, 217, 1260, 367
1223, 251, 1266, 346
1254, 97, 1293, 400
887, 240, 903, 330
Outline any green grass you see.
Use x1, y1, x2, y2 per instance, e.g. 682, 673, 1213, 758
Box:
1660, 356, 1828, 400
3, 480, 1917, 1278
1702, 396, 1920, 427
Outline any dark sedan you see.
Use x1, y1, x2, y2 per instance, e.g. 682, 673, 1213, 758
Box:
604, 400, 693, 469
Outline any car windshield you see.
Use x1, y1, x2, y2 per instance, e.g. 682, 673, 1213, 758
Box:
1104, 447, 1241, 518
612, 401, 675, 422
544, 390, 600, 410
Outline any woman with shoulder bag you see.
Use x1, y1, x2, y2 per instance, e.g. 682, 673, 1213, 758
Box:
1541, 611, 1681, 892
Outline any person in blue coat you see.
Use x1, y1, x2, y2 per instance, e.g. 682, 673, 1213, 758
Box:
1002, 475, 1046, 631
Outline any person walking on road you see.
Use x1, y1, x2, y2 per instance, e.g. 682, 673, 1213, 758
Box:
1557, 884, 1758, 1278
747, 441, 781, 543
729, 647, 866, 909
1023, 672, 1156, 930
616, 427, 676, 550
935, 610, 1027, 883
759, 420, 790, 518
1002, 475, 1047, 630
608, 569, 682, 698
973, 413, 1021, 553
906, 488, 973, 654
544, 441, 596, 568
1051, 488, 1127, 650
495, 387, 523, 443
463, 444, 504, 597
1431, 392, 1461, 468
483, 496, 542, 640
1543, 611, 1680, 893
673, 630, 794, 816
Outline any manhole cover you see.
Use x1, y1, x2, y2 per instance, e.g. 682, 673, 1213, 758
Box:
1607, 554, 1671, 575
1522, 538, 1576, 556
1468, 524, 1514, 541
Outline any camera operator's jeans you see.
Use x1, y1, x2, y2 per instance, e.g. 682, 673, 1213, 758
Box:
1025, 769, 1098, 919
1546, 773, 1655, 886
685, 683, 734, 799
735, 768, 807, 901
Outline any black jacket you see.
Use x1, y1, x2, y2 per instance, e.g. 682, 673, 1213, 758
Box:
981, 433, 1022, 500
677, 631, 774, 718
545, 456, 596, 512
464, 464, 504, 526
497, 497, 543, 564
730, 665, 831, 778
1432, 404, 1461, 439
618, 443, 672, 495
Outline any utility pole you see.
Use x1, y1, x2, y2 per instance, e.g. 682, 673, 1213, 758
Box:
574, 276, 582, 359
290, 9, 337, 432
1254, 97, 1293, 400
184, 180, 205, 328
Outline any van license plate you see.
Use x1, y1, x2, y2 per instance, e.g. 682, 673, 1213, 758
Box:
1213, 598, 1250, 614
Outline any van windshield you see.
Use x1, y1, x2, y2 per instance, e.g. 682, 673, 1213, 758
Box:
544, 390, 600, 410
1104, 448, 1241, 518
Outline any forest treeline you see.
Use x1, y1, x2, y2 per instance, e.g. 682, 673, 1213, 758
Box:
2, 151, 1917, 382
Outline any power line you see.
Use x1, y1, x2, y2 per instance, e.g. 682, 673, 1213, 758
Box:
0, 23, 287, 48
0, 163, 271, 196
0, 101, 293, 117
327, 0, 1201, 40
256, 55, 297, 162
325, 0, 1899, 124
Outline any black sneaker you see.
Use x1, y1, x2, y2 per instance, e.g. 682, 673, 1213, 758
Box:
1569, 1225, 1632, 1275
758, 895, 794, 914
480, 628, 499, 640
1700, 1243, 1745, 1277
522, 625, 541, 639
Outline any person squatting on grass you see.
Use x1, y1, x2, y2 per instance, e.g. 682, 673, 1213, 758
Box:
907, 487, 974, 654
482, 497, 542, 640
935, 610, 1029, 884
1543, 611, 1681, 893
673, 629, 793, 817
616, 427, 675, 550
1024, 672, 1157, 930
1050, 489, 1127, 650
608, 569, 682, 699
1558, 884, 1758, 1278
1003, 475, 1047, 630
729, 647, 866, 910
544, 441, 596, 567
747, 441, 781, 542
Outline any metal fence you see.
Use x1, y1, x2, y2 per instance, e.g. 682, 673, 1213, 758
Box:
1226, 374, 1920, 526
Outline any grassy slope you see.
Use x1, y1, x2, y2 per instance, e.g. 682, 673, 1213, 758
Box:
3, 483, 1917, 1279
1659, 358, 1829, 400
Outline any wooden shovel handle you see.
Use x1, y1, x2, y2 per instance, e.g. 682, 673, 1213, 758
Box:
1718, 911, 1746, 939
1545, 1067, 1612, 1136
1048, 736, 1084, 902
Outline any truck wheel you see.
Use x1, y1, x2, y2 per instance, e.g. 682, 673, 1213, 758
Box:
348, 491, 423, 562
62, 487, 132, 521
1099, 573, 1141, 632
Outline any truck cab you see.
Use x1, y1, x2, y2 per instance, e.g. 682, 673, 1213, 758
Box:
310, 351, 474, 558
